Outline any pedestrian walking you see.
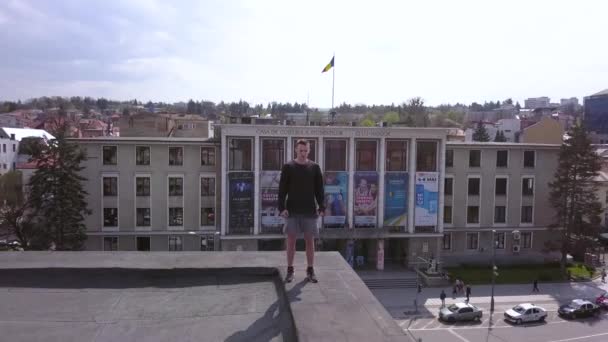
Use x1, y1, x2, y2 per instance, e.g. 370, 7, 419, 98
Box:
278, 139, 325, 283
533, 279, 540, 292
440, 290, 447, 308
602, 269, 607, 284
465, 285, 471, 303
452, 285, 457, 299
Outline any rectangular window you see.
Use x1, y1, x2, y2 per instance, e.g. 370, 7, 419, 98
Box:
324, 139, 347, 171
416, 141, 437, 171
103, 208, 118, 227
12, 144, 15, 152
356, 140, 377, 171
468, 178, 480, 196
495, 232, 506, 249
386, 140, 408, 171
524, 150, 535, 168
521, 206, 533, 223
229, 138, 252, 171
103, 177, 117, 196
522, 178, 534, 196
292, 138, 316, 162
201, 147, 215, 166
494, 206, 506, 223
136, 146, 150, 165
169, 147, 183, 166
169, 207, 183, 226
169, 236, 183, 251
201, 177, 215, 196
136, 177, 150, 196
201, 236, 214, 251
103, 236, 118, 251
522, 232, 532, 248
136, 208, 151, 226
201, 208, 215, 226
136, 236, 150, 251
469, 150, 481, 167
262, 139, 285, 171
446, 149, 454, 168
495, 178, 507, 196
3, 144, 5, 153
169, 177, 183, 196
605, 190, 608, 204
466, 233, 479, 250
467, 206, 479, 224
103, 146, 117, 165
442, 233, 451, 250
443, 206, 452, 224
444, 178, 453, 195
496, 150, 508, 167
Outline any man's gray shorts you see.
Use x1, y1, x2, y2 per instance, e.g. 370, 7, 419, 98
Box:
284, 216, 319, 237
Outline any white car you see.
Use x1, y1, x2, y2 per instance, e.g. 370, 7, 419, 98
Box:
504, 303, 547, 324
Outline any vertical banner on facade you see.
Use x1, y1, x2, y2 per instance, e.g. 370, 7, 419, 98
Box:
260, 171, 283, 234
415, 172, 439, 226
324, 171, 348, 228
354, 172, 379, 227
228, 172, 254, 234
376, 239, 385, 270
384, 172, 408, 229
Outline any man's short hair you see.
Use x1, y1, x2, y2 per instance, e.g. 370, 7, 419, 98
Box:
295, 139, 309, 147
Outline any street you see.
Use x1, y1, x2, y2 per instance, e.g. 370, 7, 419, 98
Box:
371, 279, 608, 342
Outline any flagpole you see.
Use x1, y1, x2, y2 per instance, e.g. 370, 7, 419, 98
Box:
331, 54, 335, 110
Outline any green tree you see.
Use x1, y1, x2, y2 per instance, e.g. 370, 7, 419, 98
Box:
382, 111, 399, 124
361, 118, 375, 127
548, 124, 603, 273
28, 117, 91, 250
494, 130, 507, 142
187, 99, 196, 114
0, 171, 38, 249
472, 122, 490, 141
402, 97, 429, 127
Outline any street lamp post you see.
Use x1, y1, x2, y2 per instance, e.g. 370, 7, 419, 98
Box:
490, 229, 497, 313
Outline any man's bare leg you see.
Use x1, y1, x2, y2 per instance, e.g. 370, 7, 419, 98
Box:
285, 232, 296, 282
304, 231, 318, 283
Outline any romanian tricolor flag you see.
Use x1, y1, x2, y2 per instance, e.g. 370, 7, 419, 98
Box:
322, 56, 334, 73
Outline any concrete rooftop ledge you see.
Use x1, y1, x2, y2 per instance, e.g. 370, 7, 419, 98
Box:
0, 252, 410, 342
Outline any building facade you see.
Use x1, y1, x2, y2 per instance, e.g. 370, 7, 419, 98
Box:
444, 142, 560, 265
73, 137, 220, 252
584, 89, 608, 141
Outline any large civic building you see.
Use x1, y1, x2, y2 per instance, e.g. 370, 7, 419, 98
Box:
73, 124, 560, 268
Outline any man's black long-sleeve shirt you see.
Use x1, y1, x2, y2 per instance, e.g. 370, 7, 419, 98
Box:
278, 160, 325, 216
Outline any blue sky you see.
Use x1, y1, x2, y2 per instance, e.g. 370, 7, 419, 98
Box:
1, 0, 607, 107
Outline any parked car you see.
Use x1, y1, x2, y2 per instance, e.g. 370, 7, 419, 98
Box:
558, 299, 600, 319
504, 303, 547, 324
596, 292, 608, 309
439, 302, 483, 322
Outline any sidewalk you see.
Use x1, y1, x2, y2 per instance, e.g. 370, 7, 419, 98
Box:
371, 278, 608, 318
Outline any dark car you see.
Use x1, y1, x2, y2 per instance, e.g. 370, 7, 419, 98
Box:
558, 299, 600, 319
596, 292, 608, 309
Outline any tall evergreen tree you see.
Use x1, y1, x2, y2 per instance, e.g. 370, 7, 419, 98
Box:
472, 121, 490, 141
28, 117, 91, 250
548, 124, 603, 272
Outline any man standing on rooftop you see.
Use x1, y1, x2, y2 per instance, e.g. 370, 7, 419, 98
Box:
278, 139, 325, 283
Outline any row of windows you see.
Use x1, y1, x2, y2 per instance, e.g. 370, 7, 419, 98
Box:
102, 146, 216, 167
103, 207, 215, 227
444, 177, 535, 197
228, 138, 439, 172
443, 205, 533, 224
102, 235, 215, 251
446, 150, 536, 168
103, 176, 215, 197
442, 231, 533, 250
0, 143, 16, 153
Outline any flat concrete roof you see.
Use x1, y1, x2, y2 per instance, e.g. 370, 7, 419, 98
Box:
0, 252, 410, 342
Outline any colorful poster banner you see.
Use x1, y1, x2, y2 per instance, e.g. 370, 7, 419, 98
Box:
260, 171, 283, 234
354, 172, 379, 227
415, 172, 439, 226
228, 172, 254, 234
384, 172, 408, 228
323, 171, 348, 228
